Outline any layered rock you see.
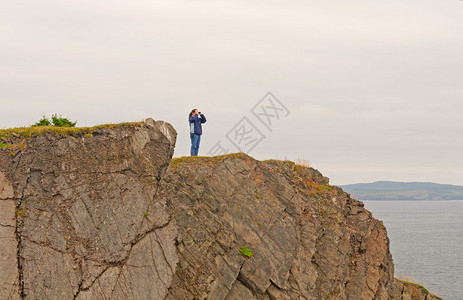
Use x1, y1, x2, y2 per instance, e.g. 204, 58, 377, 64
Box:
0, 170, 18, 299
160, 155, 442, 299
0, 118, 177, 299
0, 119, 441, 299
161, 155, 395, 299
393, 279, 441, 300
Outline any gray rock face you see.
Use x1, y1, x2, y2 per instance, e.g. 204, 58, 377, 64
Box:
160, 155, 441, 300
0, 171, 20, 300
161, 155, 396, 299
0, 119, 177, 299
0, 120, 441, 300
392, 279, 442, 300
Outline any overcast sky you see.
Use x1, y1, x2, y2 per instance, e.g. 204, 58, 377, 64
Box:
1, 0, 462, 185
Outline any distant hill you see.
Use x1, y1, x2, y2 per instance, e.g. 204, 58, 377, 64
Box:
339, 181, 463, 200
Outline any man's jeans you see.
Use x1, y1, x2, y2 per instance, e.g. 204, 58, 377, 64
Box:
190, 134, 201, 156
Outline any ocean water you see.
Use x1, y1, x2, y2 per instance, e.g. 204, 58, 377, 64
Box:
363, 200, 463, 300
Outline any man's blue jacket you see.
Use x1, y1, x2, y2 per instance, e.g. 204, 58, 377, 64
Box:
189, 114, 207, 135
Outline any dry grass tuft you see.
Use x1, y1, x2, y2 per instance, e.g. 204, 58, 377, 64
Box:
295, 158, 310, 168
169, 152, 250, 169
0, 122, 143, 139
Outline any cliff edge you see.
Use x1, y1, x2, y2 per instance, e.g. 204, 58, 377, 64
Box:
0, 118, 441, 299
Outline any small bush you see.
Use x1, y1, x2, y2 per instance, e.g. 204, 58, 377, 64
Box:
34, 115, 51, 126
239, 246, 254, 258
33, 114, 77, 127
51, 114, 76, 127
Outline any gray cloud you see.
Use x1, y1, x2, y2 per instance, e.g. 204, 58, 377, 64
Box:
1, 0, 462, 185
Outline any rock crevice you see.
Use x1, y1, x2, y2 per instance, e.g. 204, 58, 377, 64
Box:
1, 119, 178, 300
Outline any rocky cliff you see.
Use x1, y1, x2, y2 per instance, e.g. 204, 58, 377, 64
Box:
0, 119, 441, 299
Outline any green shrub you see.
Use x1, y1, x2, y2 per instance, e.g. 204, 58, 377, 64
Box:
51, 114, 76, 127
34, 115, 51, 126
239, 246, 254, 257
33, 114, 77, 127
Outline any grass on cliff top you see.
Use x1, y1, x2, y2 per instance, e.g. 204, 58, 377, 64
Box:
263, 158, 295, 165
264, 158, 311, 170
399, 280, 430, 294
170, 152, 250, 168
170, 154, 312, 170
0, 122, 143, 139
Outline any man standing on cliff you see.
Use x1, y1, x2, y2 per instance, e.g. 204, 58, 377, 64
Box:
189, 109, 206, 156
